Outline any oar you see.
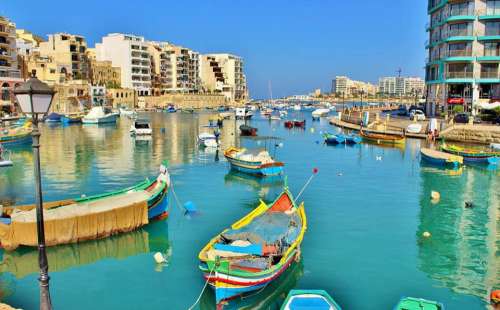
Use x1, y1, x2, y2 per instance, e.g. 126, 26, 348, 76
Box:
295, 168, 319, 202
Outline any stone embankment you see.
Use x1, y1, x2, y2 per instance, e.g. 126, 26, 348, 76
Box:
440, 124, 500, 144
0, 304, 19, 310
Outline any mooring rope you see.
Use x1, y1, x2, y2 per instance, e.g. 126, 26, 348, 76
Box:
187, 264, 215, 310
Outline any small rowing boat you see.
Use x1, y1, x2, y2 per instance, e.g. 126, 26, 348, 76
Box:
0, 163, 170, 250
284, 121, 294, 128
441, 143, 499, 165
360, 129, 405, 145
45, 113, 61, 123
323, 133, 346, 144
293, 120, 306, 128
420, 148, 463, 168
394, 297, 444, 310
224, 147, 284, 176
239, 124, 258, 136
281, 290, 342, 310
198, 186, 306, 304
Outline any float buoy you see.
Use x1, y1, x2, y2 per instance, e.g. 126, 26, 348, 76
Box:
154, 252, 167, 264
423, 231, 431, 238
465, 201, 474, 208
430, 191, 440, 202
310, 128, 315, 133
376, 156, 382, 161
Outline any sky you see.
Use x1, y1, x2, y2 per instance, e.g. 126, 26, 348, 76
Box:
1, 0, 428, 99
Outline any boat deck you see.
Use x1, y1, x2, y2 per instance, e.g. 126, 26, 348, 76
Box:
421, 148, 462, 162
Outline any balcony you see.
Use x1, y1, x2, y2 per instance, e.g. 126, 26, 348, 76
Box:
446, 71, 473, 79
478, 8, 500, 20
428, 0, 446, 14
446, 49, 472, 57
446, 6, 475, 22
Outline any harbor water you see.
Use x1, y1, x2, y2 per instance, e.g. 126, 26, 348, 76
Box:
0, 111, 498, 309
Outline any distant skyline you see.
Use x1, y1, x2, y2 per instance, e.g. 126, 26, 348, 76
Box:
1, 0, 427, 99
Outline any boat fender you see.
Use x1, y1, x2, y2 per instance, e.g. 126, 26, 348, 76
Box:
153, 252, 167, 264
423, 231, 431, 238
430, 191, 440, 202
376, 156, 382, 161
310, 128, 315, 133
465, 201, 474, 208
337, 172, 343, 176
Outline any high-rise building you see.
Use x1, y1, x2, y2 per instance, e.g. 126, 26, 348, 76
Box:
404, 77, 425, 95
332, 76, 349, 94
425, 0, 500, 115
333, 76, 377, 96
200, 55, 226, 93
378, 77, 396, 95
96, 33, 151, 96
39, 33, 89, 80
204, 53, 247, 101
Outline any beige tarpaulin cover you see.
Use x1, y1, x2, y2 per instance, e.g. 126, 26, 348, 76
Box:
0, 191, 150, 250
0, 229, 149, 278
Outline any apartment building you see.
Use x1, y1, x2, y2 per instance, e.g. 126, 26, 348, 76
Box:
0, 16, 20, 79
333, 76, 377, 96
148, 41, 174, 95
16, 29, 44, 56
205, 53, 247, 101
39, 33, 89, 80
200, 55, 226, 93
404, 77, 426, 95
96, 33, 151, 96
426, 0, 500, 115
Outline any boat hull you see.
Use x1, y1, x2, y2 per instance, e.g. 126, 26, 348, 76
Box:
421, 151, 460, 168
441, 145, 499, 164
360, 131, 405, 145
61, 116, 82, 124
225, 156, 284, 176
82, 113, 118, 124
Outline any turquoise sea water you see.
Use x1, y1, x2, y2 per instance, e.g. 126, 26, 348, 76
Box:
0, 110, 498, 309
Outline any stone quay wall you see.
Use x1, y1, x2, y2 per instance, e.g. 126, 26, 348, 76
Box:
139, 94, 240, 109
440, 124, 500, 144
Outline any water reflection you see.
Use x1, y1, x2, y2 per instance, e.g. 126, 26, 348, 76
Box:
0, 220, 170, 279
224, 171, 284, 199
417, 165, 499, 300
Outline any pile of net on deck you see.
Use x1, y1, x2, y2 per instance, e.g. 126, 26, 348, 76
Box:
234, 149, 274, 164
0, 191, 150, 250
206, 211, 301, 263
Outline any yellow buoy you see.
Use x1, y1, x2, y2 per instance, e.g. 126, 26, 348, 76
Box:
423, 231, 431, 238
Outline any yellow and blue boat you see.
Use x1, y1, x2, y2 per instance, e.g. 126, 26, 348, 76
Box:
420, 148, 463, 169
198, 186, 307, 304
224, 147, 284, 176
0, 122, 32, 146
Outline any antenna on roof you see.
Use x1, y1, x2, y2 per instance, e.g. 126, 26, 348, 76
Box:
396, 68, 402, 78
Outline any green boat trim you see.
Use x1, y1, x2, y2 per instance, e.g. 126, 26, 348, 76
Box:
394, 297, 444, 310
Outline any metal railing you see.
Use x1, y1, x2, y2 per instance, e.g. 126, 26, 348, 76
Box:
447, 49, 472, 57
449, 6, 474, 17
445, 29, 473, 37
480, 71, 499, 78
446, 71, 473, 78
485, 29, 500, 36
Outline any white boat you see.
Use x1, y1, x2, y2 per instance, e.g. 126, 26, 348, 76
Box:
490, 143, 500, 150
82, 107, 119, 124
198, 132, 218, 148
235, 107, 253, 120
0, 147, 12, 167
312, 108, 330, 118
270, 115, 281, 121
279, 110, 288, 118
407, 123, 423, 134
119, 107, 137, 118
130, 119, 152, 136
293, 104, 301, 111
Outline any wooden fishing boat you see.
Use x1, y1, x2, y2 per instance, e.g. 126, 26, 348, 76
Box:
420, 148, 463, 168
224, 147, 284, 176
293, 120, 306, 128
360, 129, 405, 145
284, 121, 294, 128
441, 143, 499, 165
198, 187, 307, 304
239, 124, 258, 136
345, 134, 361, 144
0, 164, 170, 250
0, 123, 32, 146
323, 133, 346, 144
281, 290, 342, 310
394, 297, 444, 310
61, 114, 83, 124
45, 112, 61, 123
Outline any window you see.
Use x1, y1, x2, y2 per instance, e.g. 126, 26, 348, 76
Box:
485, 21, 500, 36
484, 42, 500, 56
50, 69, 56, 74
448, 43, 470, 56
448, 22, 471, 36
487, 0, 500, 15
450, 2, 471, 16
1, 82, 9, 101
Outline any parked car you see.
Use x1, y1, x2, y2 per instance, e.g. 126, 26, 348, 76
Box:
447, 95, 465, 105
454, 113, 469, 124
493, 116, 500, 125
410, 109, 426, 121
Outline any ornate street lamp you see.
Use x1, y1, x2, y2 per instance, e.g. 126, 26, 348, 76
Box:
14, 70, 55, 310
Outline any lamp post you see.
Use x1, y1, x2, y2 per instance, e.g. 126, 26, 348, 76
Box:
14, 70, 55, 310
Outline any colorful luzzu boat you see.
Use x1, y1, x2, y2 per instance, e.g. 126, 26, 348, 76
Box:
360, 129, 406, 145
0, 163, 170, 250
198, 187, 307, 304
441, 143, 499, 165
0, 123, 32, 146
420, 148, 463, 169
224, 147, 284, 176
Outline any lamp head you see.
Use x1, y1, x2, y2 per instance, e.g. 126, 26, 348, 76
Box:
14, 70, 55, 116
